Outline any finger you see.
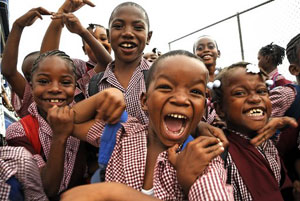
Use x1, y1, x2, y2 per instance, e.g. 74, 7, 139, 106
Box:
83, 0, 96, 7
33, 11, 42, 20
168, 144, 179, 166
37, 7, 52, 15
204, 143, 224, 154
106, 106, 126, 124
282, 116, 298, 128
197, 136, 221, 148
250, 135, 266, 146
205, 146, 225, 161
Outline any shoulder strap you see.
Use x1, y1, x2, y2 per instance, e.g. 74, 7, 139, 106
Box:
19, 115, 41, 155
88, 72, 104, 97
284, 84, 300, 120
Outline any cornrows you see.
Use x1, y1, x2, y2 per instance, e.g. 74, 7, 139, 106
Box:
286, 33, 300, 64
31, 50, 76, 81
259, 42, 285, 66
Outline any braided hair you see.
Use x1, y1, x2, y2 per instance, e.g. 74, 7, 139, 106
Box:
286, 33, 300, 64
258, 43, 285, 66
31, 50, 76, 81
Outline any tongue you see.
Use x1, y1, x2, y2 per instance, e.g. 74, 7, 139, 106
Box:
165, 116, 183, 132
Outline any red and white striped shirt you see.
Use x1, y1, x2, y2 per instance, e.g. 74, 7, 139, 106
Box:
86, 116, 233, 200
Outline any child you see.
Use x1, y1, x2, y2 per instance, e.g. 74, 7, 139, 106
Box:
41, 0, 112, 100
71, 50, 233, 200
1, 8, 51, 117
193, 35, 221, 82
5, 50, 87, 200
258, 42, 292, 89
211, 62, 293, 201
0, 146, 48, 201
143, 47, 161, 63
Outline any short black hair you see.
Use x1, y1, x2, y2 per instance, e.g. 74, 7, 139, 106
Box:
286, 33, 300, 64
145, 50, 206, 91
108, 2, 150, 31
31, 50, 76, 81
258, 42, 285, 66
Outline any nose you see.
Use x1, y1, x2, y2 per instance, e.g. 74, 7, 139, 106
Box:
170, 91, 190, 107
121, 26, 134, 39
247, 92, 261, 104
48, 81, 62, 94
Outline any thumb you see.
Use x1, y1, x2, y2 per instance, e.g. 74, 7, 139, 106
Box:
168, 144, 179, 166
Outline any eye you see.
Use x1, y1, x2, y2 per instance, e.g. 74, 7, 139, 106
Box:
196, 46, 204, 51
190, 89, 204, 96
111, 23, 122, 30
156, 84, 172, 91
61, 80, 73, 86
257, 87, 268, 95
233, 90, 246, 96
37, 79, 49, 85
208, 43, 216, 50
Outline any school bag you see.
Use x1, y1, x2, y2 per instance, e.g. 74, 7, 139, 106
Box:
88, 70, 149, 97
19, 115, 41, 155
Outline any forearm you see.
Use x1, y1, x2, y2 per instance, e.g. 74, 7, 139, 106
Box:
73, 94, 98, 123
73, 120, 95, 141
41, 137, 67, 197
79, 29, 112, 67
40, 7, 64, 53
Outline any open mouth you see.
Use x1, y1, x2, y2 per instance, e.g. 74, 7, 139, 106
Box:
119, 42, 137, 49
44, 99, 66, 106
246, 108, 264, 116
163, 113, 188, 136
201, 54, 212, 60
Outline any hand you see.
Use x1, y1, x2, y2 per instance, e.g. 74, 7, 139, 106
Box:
168, 136, 224, 194
94, 88, 126, 124
60, 0, 95, 13
51, 13, 85, 35
14, 7, 52, 28
193, 121, 229, 148
47, 105, 74, 141
250, 116, 298, 146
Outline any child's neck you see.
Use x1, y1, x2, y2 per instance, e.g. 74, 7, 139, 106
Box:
226, 126, 258, 139
113, 57, 142, 89
206, 63, 216, 82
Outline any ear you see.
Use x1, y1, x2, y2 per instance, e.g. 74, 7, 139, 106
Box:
214, 101, 225, 119
146, 31, 153, 45
289, 64, 300, 76
217, 50, 221, 58
140, 92, 148, 111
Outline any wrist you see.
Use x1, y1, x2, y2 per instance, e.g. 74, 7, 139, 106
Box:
12, 21, 25, 31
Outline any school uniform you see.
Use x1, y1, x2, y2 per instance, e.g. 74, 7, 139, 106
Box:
11, 82, 33, 118
224, 129, 290, 201
86, 116, 233, 201
0, 146, 48, 201
94, 58, 151, 125
5, 102, 87, 194
267, 68, 292, 90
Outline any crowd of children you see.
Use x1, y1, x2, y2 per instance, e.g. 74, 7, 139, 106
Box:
1, 0, 300, 201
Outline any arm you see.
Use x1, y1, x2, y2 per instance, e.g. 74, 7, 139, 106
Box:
41, 106, 74, 198
40, 0, 95, 53
168, 136, 224, 195
60, 182, 161, 201
1, 7, 51, 98
250, 116, 298, 146
51, 12, 112, 69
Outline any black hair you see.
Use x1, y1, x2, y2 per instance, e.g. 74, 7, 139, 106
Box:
23, 51, 40, 61
108, 2, 150, 31
211, 61, 267, 105
286, 33, 300, 64
193, 35, 219, 54
82, 23, 108, 46
258, 42, 285, 66
31, 50, 76, 81
145, 49, 207, 91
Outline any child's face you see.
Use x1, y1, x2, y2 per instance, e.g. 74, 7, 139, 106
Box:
109, 5, 151, 63
257, 53, 270, 73
195, 37, 219, 67
31, 56, 75, 117
141, 55, 207, 147
143, 52, 158, 63
218, 67, 271, 134
84, 26, 111, 63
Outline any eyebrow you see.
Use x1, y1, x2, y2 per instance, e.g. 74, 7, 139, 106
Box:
157, 74, 206, 85
36, 73, 74, 79
112, 19, 146, 25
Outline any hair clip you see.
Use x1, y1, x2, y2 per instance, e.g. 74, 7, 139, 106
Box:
207, 80, 221, 90
265, 79, 274, 87
246, 64, 260, 74
214, 69, 220, 75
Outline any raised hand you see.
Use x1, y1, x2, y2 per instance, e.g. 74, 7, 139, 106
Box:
14, 7, 52, 28
52, 13, 85, 35
60, 0, 95, 13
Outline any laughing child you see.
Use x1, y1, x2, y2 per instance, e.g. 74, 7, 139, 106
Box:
69, 50, 233, 200
211, 62, 294, 201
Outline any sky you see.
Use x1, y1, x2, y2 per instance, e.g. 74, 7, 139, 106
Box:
6, 0, 300, 81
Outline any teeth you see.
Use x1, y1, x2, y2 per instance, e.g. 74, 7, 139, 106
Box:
121, 43, 133, 48
248, 109, 263, 116
168, 114, 187, 119
49, 99, 62, 103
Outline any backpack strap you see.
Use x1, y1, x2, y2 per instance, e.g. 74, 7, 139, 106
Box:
19, 115, 41, 155
88, 72, 104, 97
6, 176, 24, 201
